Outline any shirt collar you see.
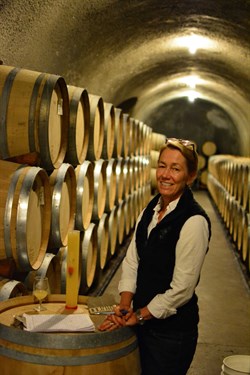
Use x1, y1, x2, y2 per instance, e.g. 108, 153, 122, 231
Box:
153, 195, 180, 216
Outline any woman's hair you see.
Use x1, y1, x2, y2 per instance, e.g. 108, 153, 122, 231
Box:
159, 137, 198, 175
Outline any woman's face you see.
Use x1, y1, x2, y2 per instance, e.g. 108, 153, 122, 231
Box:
156, 148, 196, 204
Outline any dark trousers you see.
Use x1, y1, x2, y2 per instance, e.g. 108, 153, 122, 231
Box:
136, 325, 198, 375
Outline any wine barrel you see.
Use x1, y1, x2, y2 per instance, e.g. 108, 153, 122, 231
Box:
0, 295, 141, 375
143, 183, 152, 209
0, 65, 69, 170
241, 210, 250, 265
102, 102, 115, 160
0, 278, 27, 301
64, 85, 90, 166
75, 161, 94, 230
198, 154, 206, 170
25, 253, 62, 294
132, 157, 140, 191
115, 158, 125, 204
0, 160, 51, 271
56, 247, 67, 293
107, 206, 118, 257
201, 141, 217, 156
151, 132, 166, 151
137, 156, 144, 189
128, 117, 135, 157
117, 201, 125, 246
79, 223, 98, 293
150, 167, 157, 191
133, 190, 141, 222
113, 107, 123, 158
128, 194, 135, 230
121, 113, 130, 158
150, 150, 160, 168
122, 158, 130, 198
138, 121, 144, 156
124, 197, 131, 236
145, 124, 151, 155
48, 163, 76, 248
92, 159, 107, 221
126, 157, 135, 195
105, 159, 117, 213
133, 118, 140, 156
97, 213, 109, 270
200, 170, 208, 187
142, 155, 151, 186
240, 162, 250, 212
87, 94, 104, 161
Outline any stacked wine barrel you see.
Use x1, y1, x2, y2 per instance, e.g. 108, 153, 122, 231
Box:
207, 155, 250, 274
198, 140, 217, 188
0, 65, 152, 299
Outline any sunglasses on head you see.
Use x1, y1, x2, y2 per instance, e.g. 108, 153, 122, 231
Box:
165, 138, 196, 152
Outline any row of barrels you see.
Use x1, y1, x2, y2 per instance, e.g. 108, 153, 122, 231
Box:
207, 155, 250, 274
0, 183, 151, 301
0, 65, 153, 170
0, 64, 154, 300
0, 155, 152, 299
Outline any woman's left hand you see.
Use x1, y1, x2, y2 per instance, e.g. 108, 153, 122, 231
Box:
98, 314, 125, 331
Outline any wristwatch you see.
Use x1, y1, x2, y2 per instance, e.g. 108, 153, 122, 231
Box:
135, 309, 145, 325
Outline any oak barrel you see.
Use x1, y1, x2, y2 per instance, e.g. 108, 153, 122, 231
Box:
201, 141, 217, 156
92, 159, 107, 221
75, 161, 94, 230
121, 113, 130, 158
107, 206, 118, 256
0, 278, 27, 301
97, 213, 109, 270
64, 85, 90, 165
113, 107, 123, 158
0, 295, 140, 375
25, 253, 62, 294
102, 102, 115, 160
0, 65, 69, 170
79, 223, 98, 293
0, 160, 51, 271
87, 94, 104, 161
117, 201, 125, 246
48, 163, 76, 248
105, 158, 117, 213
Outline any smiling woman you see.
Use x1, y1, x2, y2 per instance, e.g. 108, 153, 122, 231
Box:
99, 135, 211, 374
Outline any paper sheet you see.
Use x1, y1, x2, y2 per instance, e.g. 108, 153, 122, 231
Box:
22, 313, 95, 332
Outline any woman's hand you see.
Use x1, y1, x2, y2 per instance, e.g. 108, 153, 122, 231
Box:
114, 304, 133, 320
98, 313, 125, 331
98, 305, 135, 331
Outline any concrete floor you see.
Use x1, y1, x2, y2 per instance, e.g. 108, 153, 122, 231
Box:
104, 190, 250, 374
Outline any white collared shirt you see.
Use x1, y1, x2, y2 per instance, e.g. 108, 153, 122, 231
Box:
118, 196, 209, 319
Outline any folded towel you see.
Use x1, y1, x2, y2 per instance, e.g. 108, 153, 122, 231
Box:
22, 313, 95, 332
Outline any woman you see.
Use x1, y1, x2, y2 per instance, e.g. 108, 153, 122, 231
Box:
99, 138, 211, 375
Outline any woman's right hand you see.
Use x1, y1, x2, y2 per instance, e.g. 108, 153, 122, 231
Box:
114, 304, 133, 321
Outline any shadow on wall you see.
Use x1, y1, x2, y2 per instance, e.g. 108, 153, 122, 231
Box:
146, 98, 240, 155
117, 97, 138, 114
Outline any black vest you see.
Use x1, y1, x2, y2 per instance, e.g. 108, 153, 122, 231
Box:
134, 187, 211, 331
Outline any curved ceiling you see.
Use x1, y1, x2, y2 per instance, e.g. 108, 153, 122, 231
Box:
0, 0, 249, 155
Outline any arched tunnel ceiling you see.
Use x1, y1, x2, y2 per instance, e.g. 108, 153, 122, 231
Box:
0, 0, 249, 155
